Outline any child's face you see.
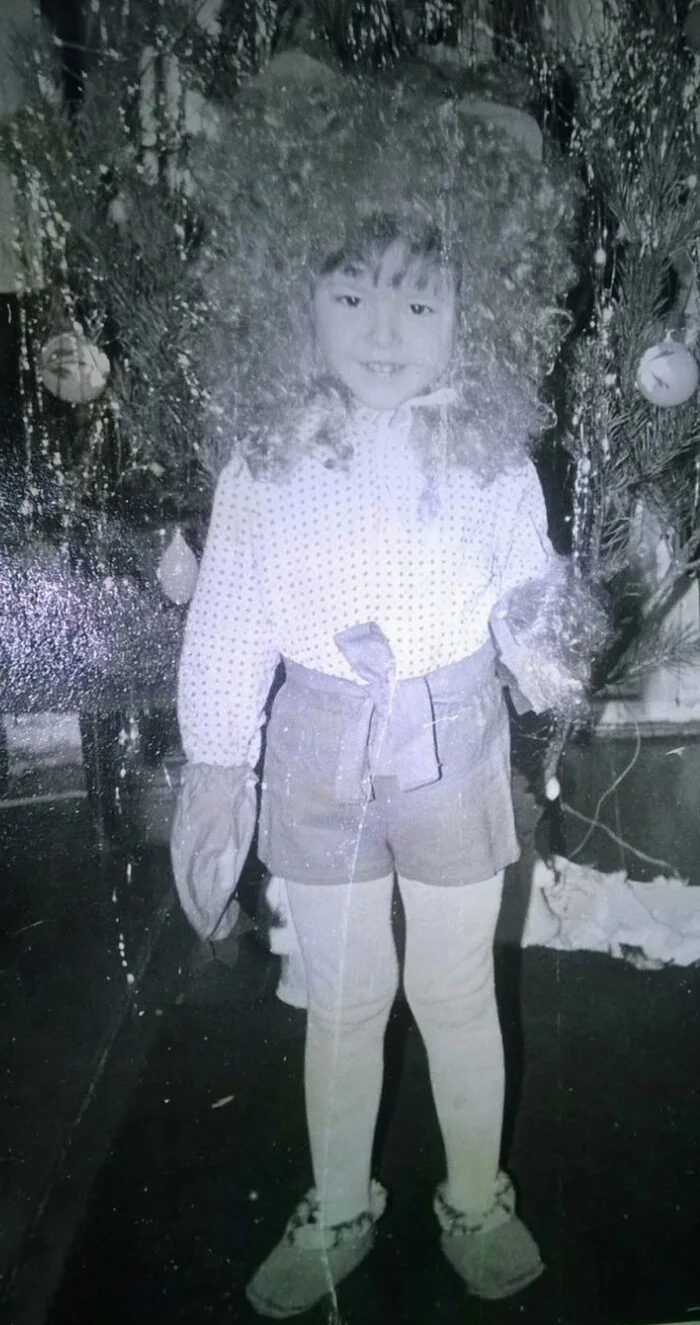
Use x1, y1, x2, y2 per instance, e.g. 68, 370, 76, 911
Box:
313, 238, 456, 411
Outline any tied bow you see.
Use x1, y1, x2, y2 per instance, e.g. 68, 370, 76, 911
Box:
333, 622, 440, 802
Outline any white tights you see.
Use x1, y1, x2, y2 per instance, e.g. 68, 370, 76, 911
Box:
284, 871, 505, 1228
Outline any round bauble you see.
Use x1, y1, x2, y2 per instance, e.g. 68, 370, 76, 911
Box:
157, 527, 199, 606
252, 49, 339, 92
636, 337, 699, 407
40, 332, 110, 404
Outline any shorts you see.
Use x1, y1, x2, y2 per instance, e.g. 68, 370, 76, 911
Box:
257, 649, 520, 886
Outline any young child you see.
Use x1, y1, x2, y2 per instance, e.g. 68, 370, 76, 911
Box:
173, 60, 585, 1319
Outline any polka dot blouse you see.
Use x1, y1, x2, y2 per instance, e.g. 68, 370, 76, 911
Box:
177, 401, 555, 768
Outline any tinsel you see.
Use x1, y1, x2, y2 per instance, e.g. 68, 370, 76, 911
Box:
0, 541, 183, 712
498, 562, 611, 718
189, 59, 582, 484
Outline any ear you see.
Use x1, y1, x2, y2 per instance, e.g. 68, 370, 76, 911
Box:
457, 98, 543, 163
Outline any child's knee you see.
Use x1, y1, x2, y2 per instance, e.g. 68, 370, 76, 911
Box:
404, 954, 496, 1029
307, 955, 399, 1028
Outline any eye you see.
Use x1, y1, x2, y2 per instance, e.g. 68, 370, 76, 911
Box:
409, 302, 435, 316
335, 294, 362, 308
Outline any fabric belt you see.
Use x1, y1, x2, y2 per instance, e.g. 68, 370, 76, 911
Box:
282, 623, 497, 803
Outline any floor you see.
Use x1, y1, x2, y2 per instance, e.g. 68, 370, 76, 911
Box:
1, 728, 700, 1325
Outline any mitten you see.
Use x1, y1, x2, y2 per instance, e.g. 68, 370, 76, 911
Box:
490, 566, 609, 717
170, 761, 257, 940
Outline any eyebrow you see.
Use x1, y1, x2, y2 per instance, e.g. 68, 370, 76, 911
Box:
326, 261, 372, 284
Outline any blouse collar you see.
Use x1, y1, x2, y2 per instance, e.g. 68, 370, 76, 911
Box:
352, 384, 458, 436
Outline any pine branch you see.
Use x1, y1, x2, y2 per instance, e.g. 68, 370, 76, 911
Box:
558, 4, 700, 705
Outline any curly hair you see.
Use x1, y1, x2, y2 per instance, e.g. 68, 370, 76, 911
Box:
190, 60, 581, 486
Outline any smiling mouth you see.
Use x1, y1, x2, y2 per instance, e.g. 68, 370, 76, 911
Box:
360, 362, 406, 377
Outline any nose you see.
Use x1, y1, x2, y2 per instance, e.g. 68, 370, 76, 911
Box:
366, 297, 399, 350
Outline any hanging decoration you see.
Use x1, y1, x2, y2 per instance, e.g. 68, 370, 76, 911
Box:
156, 526, 199, 605
39, 331, 111, 405
635, 336, 699, 409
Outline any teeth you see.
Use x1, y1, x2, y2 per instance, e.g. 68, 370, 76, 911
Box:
363, 363, 402, 376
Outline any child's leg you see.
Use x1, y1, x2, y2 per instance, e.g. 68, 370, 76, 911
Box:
397, 871, 505, 1215
285, 873, 397, 1228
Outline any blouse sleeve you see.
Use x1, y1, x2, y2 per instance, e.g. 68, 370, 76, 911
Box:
177, 455, 280, 768
493, 460, 557, 600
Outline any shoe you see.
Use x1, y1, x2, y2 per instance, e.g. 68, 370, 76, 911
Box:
434, 1172, 544, 1300
245, 1180, 386, 1318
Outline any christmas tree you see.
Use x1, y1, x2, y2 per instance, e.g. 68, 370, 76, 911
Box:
523, 0, 700, 706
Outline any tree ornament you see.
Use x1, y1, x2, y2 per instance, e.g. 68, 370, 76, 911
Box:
635, 336, 699, 408
156, 527, 199, 605
40, 332, 111, 404
458, 98, 543, 162
253, 49, 338, 91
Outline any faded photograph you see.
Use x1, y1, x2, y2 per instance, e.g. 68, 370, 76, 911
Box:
2, 4, 700, 1325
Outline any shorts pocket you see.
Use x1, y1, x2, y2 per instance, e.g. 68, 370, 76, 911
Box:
265, 683, 354, 793
431, 679, 508, 778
